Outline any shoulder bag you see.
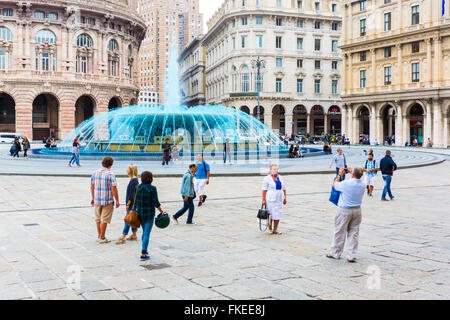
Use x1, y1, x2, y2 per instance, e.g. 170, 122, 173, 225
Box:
124, 188, 141, 228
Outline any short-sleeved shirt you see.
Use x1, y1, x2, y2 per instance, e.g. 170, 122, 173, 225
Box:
196, 161, 210, 180
364, 159, 378, 177
334, 178, 366, 209
91, 168, 117, 206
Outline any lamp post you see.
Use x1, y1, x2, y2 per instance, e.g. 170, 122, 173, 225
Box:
251, 56, 265, 122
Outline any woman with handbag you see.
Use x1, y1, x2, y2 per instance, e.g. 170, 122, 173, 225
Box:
135, 171, 164, 261
262, 164, 287, 235
116, 165, 140, 244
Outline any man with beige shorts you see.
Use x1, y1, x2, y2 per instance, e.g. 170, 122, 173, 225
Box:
90, 156, 120, 243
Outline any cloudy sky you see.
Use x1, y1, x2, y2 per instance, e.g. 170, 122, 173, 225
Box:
200, 0, 224, 31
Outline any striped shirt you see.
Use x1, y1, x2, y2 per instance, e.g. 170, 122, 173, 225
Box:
364, 159, 378, 177
91, 168, 117, 206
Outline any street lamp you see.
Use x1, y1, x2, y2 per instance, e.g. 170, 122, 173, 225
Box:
251, 56, 265, 122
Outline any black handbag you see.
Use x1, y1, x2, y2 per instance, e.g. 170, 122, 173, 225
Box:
257, 205, 270, 220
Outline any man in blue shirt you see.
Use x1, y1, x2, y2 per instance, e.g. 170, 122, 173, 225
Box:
195, 154, 210, 207
326, 167, 366, 263
363, 152, 378, 197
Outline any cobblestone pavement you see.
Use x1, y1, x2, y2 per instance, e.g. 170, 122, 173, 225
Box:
0, 158, 449, 300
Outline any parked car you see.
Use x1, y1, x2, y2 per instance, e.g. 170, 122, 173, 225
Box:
0, 133, 23, 144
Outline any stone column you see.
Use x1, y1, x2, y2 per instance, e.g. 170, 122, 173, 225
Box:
369, 104, 377, 143
376, 115, 383, 144
348, 53, 353, 95
444, 115, 449, 148
324, 114, 328, 135
15, 90, 33, 139
395, 102, 404, 146
426, 38, 432, 85
341, 105, 347, 137
285, 113, 293, 136
434, 37, 442, 87
396, 43, 403, 90
342, 55, 347, 95
425, 100, 433, 144
306, 113, 311, 135
432, 99, 442, 147
347, 105, 353, 143
371, 48, 376, 89
403, 116, 410, 145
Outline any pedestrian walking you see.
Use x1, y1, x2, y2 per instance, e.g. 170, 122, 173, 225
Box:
380, 150, 397, 201
22, 137, 30, 159
171, 145, 179, 161
172, 163, 197, 225
223, 138, 231, 164
135, 171, 164, 261
195, 154, 210, 207
262, 164, 287, 235
326, 167, 366, 263
363, 152, 378, 197
162, 139, 171, 165
68, 138, 81, 167
12, 137, 21, 159
329, 148, 348, 180
116, 164, 139, 244
90, 157, 119, 243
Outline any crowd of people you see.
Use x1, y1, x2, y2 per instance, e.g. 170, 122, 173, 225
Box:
9, 136, 30, 159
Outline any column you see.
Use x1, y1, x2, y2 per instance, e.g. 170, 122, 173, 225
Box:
434, 37, 442, 86
433, 99, 442, 147
425, 100, 433, 143
324, 114, 328, 135
285, 113, 293, 136
306, 113, 311, 135
396, 43, 403, 90
348, 53, 353, 95
395, 102, 404, 146
397, 0, 403, 32
347, 105, 353, 143
341, 105, 347, 137
376, 115, 383, 145
371, 48, 376, 89
369, 103, 377, 143
444, 114, 449, 148
426, 38, 432, 85
403, 116, 410, 145
342, 55, 347, 95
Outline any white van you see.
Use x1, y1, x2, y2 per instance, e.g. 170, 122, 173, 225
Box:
0, 133, 23, 144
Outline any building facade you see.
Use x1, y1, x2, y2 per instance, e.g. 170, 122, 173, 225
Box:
197, 0, 342, 136
179, 35, 206, 106
0, 0, 145, 141
341, 0, 450, 147
137, 0, 203, 105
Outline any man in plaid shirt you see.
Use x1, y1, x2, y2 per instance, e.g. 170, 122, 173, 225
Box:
91, 157, 119, 243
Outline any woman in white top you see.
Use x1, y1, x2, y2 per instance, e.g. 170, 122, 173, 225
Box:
262, 164, 287, 234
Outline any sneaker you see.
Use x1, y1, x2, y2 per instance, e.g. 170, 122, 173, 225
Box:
390, 196, 395, 200
172, 215, 179, 224
77, 165, 81, 167
347, 258, 357, 263
99, 238, 111, 244
68, 164, 72, 167
198, 201, 202, 207
202, 195, 207, 203
186, 222, 197, 225
140, 254, 150, 261
381, 198, 389, 201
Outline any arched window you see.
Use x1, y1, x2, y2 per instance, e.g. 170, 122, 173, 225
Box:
0, 27, 13, 70
35, 29, 56, 44
76, 34, 94, 74
0, 27, 13, 41
35, 30, 56, 71
107, 39, 119, 76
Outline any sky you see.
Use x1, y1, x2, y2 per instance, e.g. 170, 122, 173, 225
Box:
200, 0, 224, 32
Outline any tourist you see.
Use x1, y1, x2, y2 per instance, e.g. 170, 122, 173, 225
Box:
171, 145, 179, 161
289, 145, 295, 158
162, 139, 171, 165
135, 171, 164, 261
22, 137, 30, 159
426, 138, 433, 148
223, 138, 231, 164
9, 141, 15, 157
172, 163, 197, 224
262, 164, 287, 235
329, 148, 348, 180
90, 156, 119, 243
294, 144, 300, 158
12, 137, 21, 159
326, 167, 366, 263
116, 164, 139, 245
380, 150, 397, 201
363, 152, 378, 198
195, 154, 210, 207
45, 137, 51, 148
68, 138, 81, 167
374, 139, 379, 146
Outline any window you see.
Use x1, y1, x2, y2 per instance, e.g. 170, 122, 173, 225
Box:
276, 58, 283, 67
385, 0, 391, 3
108, 39, 119, 76
76, 34, 94, 74
332, 80, 338, 94
315, 2, 320, 11
3, 9, 13, 16
256, 16, 263, 25
332, 22, 339, 31
0, 50, 6, 70
242, 17, 247, 25
332, 3, 337, 12
297, 38, 303, 50
256, 0, 261, 6
255, 74, 263, 92
360, 0, 367, 11
241, 35, 247, 48
314, 79, 321, 93
298, 1, 303, 9
314, 21, 321, 29
297, 79, 303, 93
360, 51, 367, 62
314, 38, 321, 51
34, 11, 45, 19
384, 12, 391, 31
384, 47, 392, 58
360, 70, 367, 88
297, 20, 304, 28
412, 62, 420, 82
256, 35, 263, 48
276, 78, 282, 92
232, 37, 236, 50
242, 72, 249, 92
360, 19, 366, 36
277, 0, 282, 7
412, 41, 420, 53
297, 59, 303, 68
332, 40, 338, 53
242, 0, 247, 6
315, 60, 321, 69
76, 34, 93, 47
411, 5, 419, 25
332, 61, 338, 69
276, 36, 282, 49
0, 27, 13, 41
276, 18, 283, 26
384, 66, 392, 85
48, 13, 58, 20
35, 29, 56, 44
232, 19, 236, 28
108, 39, 119, 51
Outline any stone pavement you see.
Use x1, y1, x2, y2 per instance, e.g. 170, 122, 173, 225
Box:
0, 159, 449, 300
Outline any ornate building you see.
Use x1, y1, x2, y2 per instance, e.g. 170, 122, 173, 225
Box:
0, 0, 145, 140
199, 0, 342, 136
341, 0, 450, 147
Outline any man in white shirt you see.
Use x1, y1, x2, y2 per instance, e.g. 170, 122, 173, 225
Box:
326, 167, 366, 262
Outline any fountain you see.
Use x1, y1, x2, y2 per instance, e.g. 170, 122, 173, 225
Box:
36, 35, 318, 160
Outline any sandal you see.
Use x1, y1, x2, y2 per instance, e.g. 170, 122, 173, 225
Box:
272, 231, 282, 235
326, 253, 337, 259
126, 235, 138, 241
115, 238, 126, 244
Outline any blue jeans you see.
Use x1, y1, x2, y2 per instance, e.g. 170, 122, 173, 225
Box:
141, 216, 155, 254
69, 153, 80, 165
382, 175, 393, 199
336, 168, 346, 181
174, 196, 195, 223
122, 220, 138, 236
